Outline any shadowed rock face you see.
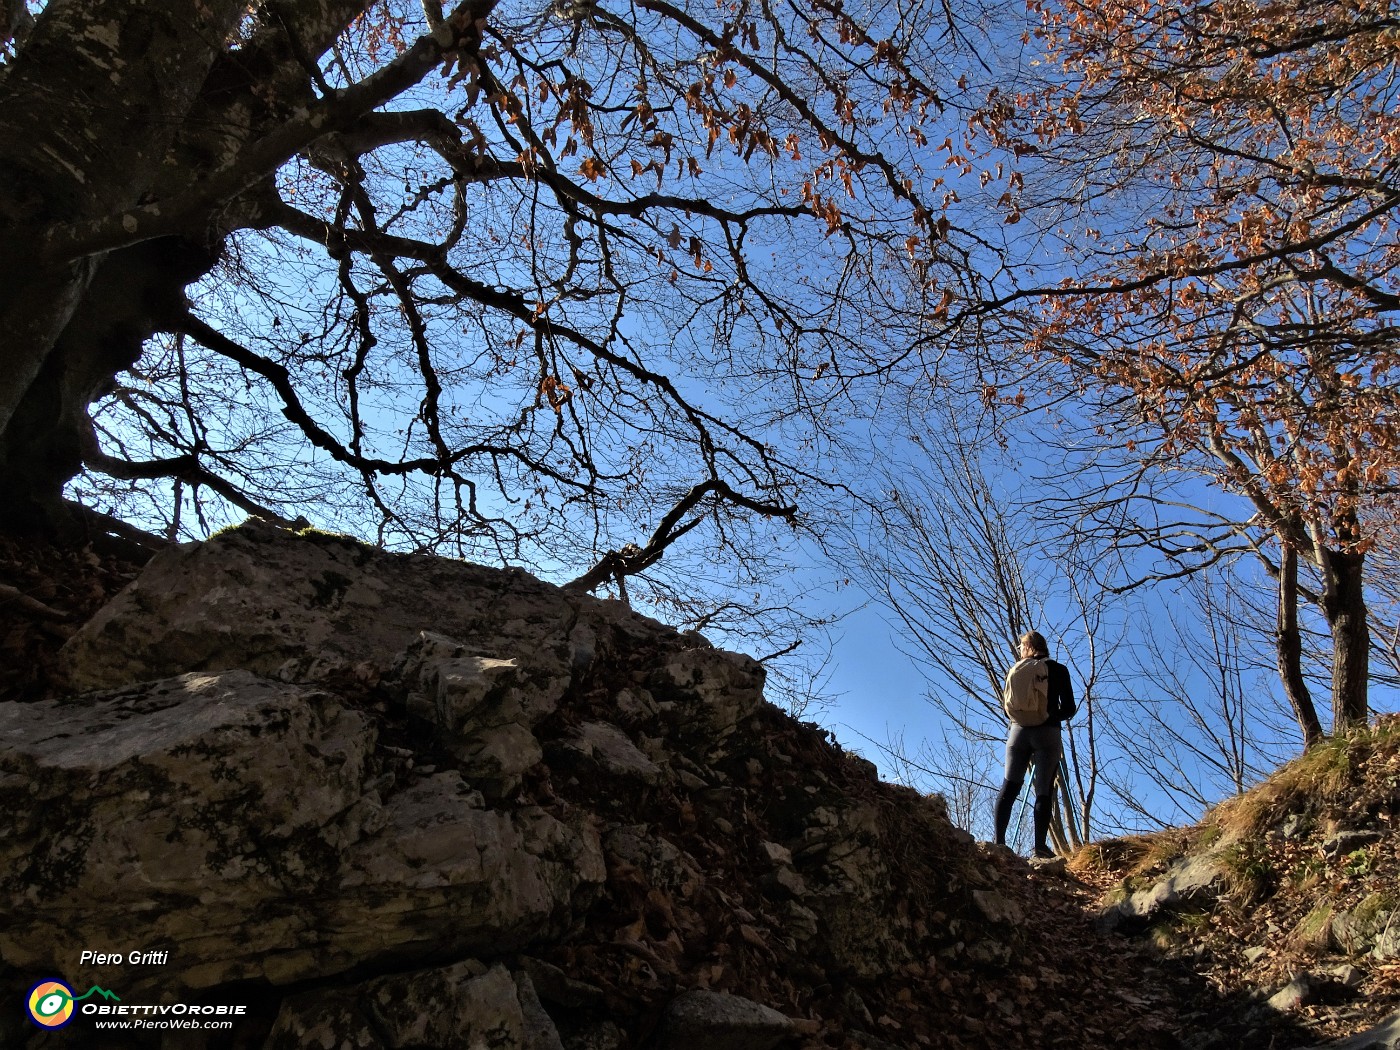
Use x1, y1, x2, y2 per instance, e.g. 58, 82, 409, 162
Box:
1, 669, 606, 995
1, 521, 1001, 1049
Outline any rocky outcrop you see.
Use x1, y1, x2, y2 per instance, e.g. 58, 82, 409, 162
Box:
1088, 721, 1400, 1049
1096, 852, 1226, 933
265, 962, 562, 1049
1299, 1011, 1400, 1050
1, 667, 604, 997
0, 521, 1011, 1049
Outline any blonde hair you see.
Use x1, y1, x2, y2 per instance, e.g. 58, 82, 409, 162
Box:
1020, 630, 1049, 658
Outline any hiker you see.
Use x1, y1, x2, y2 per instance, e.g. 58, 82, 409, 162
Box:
993, 630, 1076, 858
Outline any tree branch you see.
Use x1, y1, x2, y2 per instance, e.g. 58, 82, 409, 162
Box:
24, 0, 500, 266
565, 478, 797, 593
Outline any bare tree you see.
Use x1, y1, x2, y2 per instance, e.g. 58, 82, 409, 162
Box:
835, 409, 1112, 844
1102, 568, 1296, 826
882, 726, 1006, 843
0, 0, 986, 636
965, 0, 1400, 726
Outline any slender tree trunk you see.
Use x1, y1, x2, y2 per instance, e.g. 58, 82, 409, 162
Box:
1046, 754, 1084, 854
1050, 783, 1082, 852
1277, 543, 1325, 749
1321, 544, 1370, 729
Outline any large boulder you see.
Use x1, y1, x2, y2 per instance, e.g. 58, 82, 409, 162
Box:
0, 669, 604, 997
658, 989, 804, 1050
57, 522, 764, 745
265, 961, 567, 1050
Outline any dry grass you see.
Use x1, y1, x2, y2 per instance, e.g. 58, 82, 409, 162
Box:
1205, 725, 1400, 843
1288, 902, 1336, 953
1066, 829, 1193, 883
1219, 840, 1275, 903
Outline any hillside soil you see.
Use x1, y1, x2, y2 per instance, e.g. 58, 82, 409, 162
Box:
1076, 722, 1400, 1049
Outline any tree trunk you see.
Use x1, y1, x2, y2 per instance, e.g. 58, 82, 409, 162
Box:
1321, 544, 1370, 730
1276, 543, 1325, 749
1048, 756, 1084, 854
0, 0, 250, 530
1050, 786, 1082, 852
0, 239, 221, 533
0, 0, 375, 533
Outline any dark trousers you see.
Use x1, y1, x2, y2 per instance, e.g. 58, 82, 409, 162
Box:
993, 722, 1062, 848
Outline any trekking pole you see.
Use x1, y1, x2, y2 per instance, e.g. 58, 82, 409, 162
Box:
1012, 757, 1034, 846
1058, 755, 1079, 843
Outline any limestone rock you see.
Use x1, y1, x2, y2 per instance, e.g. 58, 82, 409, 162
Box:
1376, 924, 1400, 961
658, 989, 799, 1050
604, 825, 704, 897
648, 646, 767, 752
1279, 814, 1310, 841
563, 720, 664, 783
59, 521, 653, 695
1, 522, 991, 1049
393, 629, 551, 797
1097, 852, 1225, 932
761, 840, 794, 865
1323, 829, 1383, 858
264, 960, 566, 1049
973, 888, 1025, 925
1319, 963, 1367, 990
516, 971, 568, 1050
0, 672, 604, 996
1, 671, 370, 988
1262, 963, 1362, 1017
1294, 1009, 1400, 1050
398, 630, 562, 735
567, 1022, 626, 1049
1028, 855, 1068, 875
517, 957, 607, 1010
1333, 895, 1395, 956
1268, 973, 1319, 1012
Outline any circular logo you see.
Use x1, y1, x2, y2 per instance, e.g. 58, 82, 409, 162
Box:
27, 980, 75, 1029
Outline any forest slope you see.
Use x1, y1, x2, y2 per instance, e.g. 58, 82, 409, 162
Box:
1083, 722, 1400, 1048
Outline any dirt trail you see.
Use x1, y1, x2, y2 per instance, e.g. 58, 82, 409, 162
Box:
972, 851, 1322, 1050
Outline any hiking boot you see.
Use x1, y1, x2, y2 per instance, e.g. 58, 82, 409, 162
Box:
1031, 845, 1055, 860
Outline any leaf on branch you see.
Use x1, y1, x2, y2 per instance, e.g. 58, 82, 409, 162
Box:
539, 375, 573, 410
